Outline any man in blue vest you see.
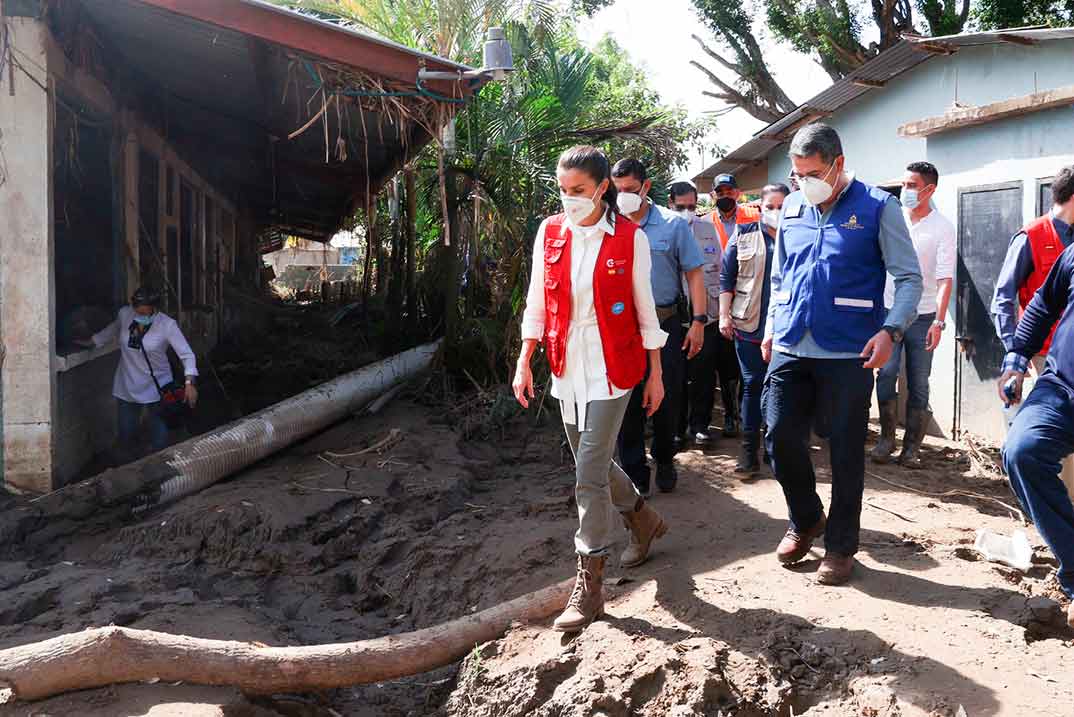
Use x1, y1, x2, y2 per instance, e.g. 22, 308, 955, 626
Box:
761, 123, 922, 585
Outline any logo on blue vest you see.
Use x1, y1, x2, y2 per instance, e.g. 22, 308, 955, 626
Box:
611, 302, 626, 315
840, 214, 863, 230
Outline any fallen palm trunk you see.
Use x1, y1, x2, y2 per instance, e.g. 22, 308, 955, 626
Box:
0, 577, 573, 702
32, 341, 441, 520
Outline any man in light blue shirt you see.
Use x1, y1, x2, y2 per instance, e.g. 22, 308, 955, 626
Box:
761, 124, 922, 586
612, 159, 706, 495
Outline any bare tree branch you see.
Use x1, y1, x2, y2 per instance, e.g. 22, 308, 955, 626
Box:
690, 33, 742, 75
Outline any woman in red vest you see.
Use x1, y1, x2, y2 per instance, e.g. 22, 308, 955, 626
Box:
513, 145, 670, 632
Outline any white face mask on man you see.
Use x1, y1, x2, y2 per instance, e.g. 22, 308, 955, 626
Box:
797, 162, 839, 206
616, 191, 644, 215
561, 184, 604, 226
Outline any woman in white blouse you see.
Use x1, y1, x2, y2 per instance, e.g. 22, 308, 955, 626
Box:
80, 287, 199, 462
513, 146, 669, 632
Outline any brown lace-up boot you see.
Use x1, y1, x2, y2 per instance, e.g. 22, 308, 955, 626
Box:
620, 499, 668, 568
552, 555, 606, 632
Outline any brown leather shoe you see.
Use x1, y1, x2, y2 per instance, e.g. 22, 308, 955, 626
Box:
816, 552, 855, 585
775, 515, 826, 564
553, 555, 605, 632
620, 499, 668, 568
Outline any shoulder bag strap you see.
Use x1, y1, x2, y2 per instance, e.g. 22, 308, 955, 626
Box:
137, 327, 166, 397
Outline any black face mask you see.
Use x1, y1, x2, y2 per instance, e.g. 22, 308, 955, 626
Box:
716, 196, 737, 213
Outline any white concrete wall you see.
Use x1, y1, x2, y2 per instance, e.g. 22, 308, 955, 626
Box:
928, 105, 1074, 443
0, 18, 56, 492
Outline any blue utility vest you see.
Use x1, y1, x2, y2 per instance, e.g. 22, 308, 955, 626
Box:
772, 179, 891, 353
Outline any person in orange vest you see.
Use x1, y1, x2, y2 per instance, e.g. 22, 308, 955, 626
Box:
514, 145, 670, 633
992, 164, 1074, 499
704, 173, 759, 436
708, 173, 761, 250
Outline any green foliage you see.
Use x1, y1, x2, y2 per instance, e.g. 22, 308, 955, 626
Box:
268, 0, 707, 381
971, 0, 1074, 28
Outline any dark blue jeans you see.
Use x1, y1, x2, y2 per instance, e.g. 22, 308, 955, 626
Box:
619, 315, 685, 479
735, 338, 767, 434
876, 313, 935, 409
117, 399, 170, 454
765, 352, 874, 556
1003, 377, 1074, 598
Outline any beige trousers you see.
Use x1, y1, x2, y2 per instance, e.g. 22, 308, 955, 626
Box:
562, 392, 640, 556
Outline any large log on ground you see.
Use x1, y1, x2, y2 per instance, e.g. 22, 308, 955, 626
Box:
0, 578, 573, 702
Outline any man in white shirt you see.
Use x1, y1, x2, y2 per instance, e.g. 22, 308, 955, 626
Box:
872, 161, 955, 467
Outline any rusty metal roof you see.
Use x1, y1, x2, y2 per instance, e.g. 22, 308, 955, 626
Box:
694, 27, 1074, 186
71, 0, 481, 242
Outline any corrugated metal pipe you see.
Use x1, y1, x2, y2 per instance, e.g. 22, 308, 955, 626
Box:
34, 341, 441, 519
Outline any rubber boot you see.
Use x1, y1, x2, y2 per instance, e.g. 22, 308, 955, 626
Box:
620, 498, 668, 568
870, 400, 898, 464
552, 555, 606, 632
898, 407, 927, 469
735, 431, 761, 477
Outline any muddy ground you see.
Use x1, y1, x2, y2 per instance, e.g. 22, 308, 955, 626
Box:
0, 386, 1071, 716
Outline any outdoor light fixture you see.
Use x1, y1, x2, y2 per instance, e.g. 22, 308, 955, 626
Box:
417, 27, 514, 83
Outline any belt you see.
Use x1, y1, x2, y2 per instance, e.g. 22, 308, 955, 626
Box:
655, 304, 678, 324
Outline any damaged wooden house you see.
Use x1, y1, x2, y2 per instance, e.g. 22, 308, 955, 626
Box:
0, 0, 486, 492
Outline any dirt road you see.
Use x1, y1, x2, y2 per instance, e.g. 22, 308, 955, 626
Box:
0, 392, 1070, 715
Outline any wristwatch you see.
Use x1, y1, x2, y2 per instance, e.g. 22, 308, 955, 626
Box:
932, 319, 946, 330
691, 314, 708, 325
882, 325, 904, 343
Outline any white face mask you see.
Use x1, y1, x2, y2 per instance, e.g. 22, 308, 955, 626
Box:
678, 209, 694, 224
902, 188, 920, 210
617, 191, 643, 215
561, 185, 603, 226
762, 209, 780, 229
797, 162, 839, 206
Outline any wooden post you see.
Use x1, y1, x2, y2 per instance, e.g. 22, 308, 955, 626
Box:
404, 168, 417, 320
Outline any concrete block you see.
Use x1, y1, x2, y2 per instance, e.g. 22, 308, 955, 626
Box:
3, 422, 51, 493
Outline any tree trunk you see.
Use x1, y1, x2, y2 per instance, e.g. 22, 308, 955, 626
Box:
442, 174, 461, 343
388, 185, 405, 320
361, 205, 375, 307
404, 168, 417, 321
0, 578, 574, 702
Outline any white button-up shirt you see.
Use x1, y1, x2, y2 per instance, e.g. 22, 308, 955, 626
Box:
521, 212, 667, 428
884, 206, 956, 315
92, 306, 199, 404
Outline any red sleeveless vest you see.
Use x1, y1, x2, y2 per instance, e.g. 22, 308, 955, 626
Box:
1019, 216, 1065, 355
543, 213, 647, 393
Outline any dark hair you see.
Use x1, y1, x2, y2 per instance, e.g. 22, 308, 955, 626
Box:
906, 161, 939, 186
669, 181, 698, 202
761, 183, 791, 200
131, 286, 162, 308
558, 145, 617, 218
1053, 165, 1074, 206
611, 157, 647, 183
789, 123, 843, 164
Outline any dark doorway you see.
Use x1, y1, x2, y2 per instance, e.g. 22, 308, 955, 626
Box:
954, 181, 1023, 437
1038, 178, 1054, 217
53, 98, 116, 353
